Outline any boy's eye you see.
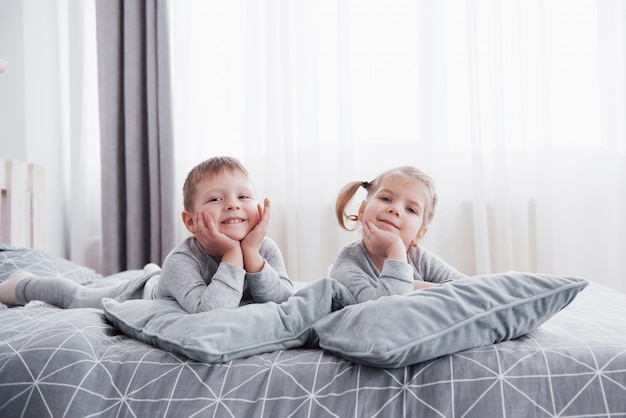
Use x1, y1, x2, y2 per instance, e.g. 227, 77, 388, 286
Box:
208, 197, 222, 203
407, 207, 417, 214
380, 196, 391, 202
239, 195, 251, 200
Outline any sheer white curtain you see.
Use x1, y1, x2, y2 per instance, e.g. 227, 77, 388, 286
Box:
168, 0, 626, 292
59, 0, 103, 272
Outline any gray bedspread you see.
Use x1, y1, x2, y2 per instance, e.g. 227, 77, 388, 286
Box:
1, 279, 625, 417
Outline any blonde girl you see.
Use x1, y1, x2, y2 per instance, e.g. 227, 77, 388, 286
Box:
331, 166, 466, 303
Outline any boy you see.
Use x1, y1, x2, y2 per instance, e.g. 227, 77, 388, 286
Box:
152, 156, 293, 312
0, 156, 294, 312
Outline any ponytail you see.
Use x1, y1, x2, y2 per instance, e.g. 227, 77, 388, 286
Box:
335, 180, 370, 231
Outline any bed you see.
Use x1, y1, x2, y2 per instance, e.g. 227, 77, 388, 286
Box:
1, 158, 626, 418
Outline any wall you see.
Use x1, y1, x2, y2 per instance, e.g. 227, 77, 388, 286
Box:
0, 0, 26, 159
0, 0, 68, 258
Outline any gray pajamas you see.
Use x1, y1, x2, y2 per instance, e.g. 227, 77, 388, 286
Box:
330, 240, 467, 303
153, 237, 293, 313
16, 237, 293, 312
16, 272, 156, 309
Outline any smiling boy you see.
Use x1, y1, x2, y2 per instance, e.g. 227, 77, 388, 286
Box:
152, 156, 294, 313
0, 156, 293, 312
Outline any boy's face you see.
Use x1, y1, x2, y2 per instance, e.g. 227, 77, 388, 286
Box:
187, 169, 259, 241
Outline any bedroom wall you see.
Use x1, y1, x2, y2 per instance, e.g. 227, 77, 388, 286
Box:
0, 0, 26, 159
0, 0, 68, 259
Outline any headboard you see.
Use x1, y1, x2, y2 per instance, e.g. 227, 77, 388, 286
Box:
0, 158, 45, 249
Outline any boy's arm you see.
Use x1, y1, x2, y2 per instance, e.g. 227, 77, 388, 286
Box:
159, 251, 246, 313
244, 237, 294, 303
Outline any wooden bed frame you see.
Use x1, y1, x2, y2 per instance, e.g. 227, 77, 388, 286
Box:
0, 158, 45, 249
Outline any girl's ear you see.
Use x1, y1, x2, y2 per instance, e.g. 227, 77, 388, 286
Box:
182, 211, 197, 233
412, 227, 428, 247
357, 200, 366, 220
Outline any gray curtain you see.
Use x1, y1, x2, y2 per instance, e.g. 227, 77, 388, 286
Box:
95, 0, 175, 274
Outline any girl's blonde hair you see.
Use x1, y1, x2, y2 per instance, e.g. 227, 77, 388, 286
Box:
335, 166, 438, 231
183, 156, 248, 212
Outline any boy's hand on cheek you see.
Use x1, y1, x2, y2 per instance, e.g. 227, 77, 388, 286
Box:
241, 198, 270, 273
195, 212, 243, 265
242, 198, 269, 251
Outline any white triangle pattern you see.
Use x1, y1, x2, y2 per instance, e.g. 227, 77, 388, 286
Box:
1, 284, 626, 418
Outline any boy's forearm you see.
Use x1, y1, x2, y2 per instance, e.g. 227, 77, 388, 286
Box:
221, 246, 244, 268
242, 248, 265, 273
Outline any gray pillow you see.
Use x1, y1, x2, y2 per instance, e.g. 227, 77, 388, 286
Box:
312, 272, 588, 368
102, 277, 356, 363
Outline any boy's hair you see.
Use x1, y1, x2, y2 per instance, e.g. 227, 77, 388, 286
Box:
183, 156, 249, 212
335, 166, 438, 231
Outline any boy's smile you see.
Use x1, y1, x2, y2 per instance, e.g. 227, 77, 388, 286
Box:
222, 217, 245, 224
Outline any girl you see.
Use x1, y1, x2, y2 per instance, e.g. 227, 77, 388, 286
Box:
0, 156, 294, 312
331, 166, 466, 303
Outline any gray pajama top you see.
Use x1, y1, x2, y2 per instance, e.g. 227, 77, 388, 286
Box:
330, 240, 466, 303
153, 236, 294, 313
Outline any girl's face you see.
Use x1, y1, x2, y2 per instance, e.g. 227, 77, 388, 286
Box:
360, 175, 430, 248
186, 170, 259, 241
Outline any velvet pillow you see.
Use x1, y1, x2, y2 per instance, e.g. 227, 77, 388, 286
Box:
102, 278, 355, 363
312, 272, 588, 368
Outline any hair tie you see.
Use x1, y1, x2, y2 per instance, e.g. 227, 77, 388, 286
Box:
361, 181, 370, 189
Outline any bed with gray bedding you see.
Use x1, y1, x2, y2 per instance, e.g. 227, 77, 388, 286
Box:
1, 245, 625, 417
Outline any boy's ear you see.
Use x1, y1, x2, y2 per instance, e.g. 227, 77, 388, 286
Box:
182, 211, 196, 233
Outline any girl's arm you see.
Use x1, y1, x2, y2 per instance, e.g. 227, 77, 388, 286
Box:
413, 280, 439, 290
413, 246, 467, 284
331, 242, 414, 303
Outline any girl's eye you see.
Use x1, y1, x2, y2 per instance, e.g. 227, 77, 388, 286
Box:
407, 207, 417, 214
239, 195, 251, 200
380, 196, 391, 202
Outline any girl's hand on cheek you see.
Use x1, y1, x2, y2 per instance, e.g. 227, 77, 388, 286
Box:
362, 221, 406, 262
